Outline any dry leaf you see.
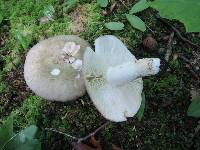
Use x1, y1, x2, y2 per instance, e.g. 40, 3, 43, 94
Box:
73, 142, 97, 150
90, 135, 99, 147
112, 144, 122, 150
73, 136, 102, 150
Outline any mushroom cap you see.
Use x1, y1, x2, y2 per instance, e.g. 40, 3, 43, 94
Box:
83, 35, 143, 122
24, 35, 89, 101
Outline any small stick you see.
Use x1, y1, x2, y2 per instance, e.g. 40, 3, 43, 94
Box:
146, 24, 155, 34
45, 121, 111, 143
77, 121, 110, 143
45, 128, 78, 140
165, 32, 174, 62
156, 14, 200, 50
178, 55, 199, 79
119, 0, 129, 9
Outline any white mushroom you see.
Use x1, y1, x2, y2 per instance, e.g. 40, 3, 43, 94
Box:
24, 35, 89, 101
83, 35, 160, 122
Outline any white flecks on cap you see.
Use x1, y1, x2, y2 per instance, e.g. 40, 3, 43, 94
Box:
72, 59, 82, 71
51, 68, 61, 76
62, 41, 80, 56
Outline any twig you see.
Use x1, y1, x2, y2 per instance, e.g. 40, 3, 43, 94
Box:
165, 32, 174, 62
156, 14, 200, 50
45, 121, 111, 143
77, 121, 110, 143
146, 24, 155, 34
45, 128, 78, 140
178, 55, 199, 79
118, 0, 129, 9
1, 132, 20, 150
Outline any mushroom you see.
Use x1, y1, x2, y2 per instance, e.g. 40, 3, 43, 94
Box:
24, 35, 89, 101
83, 35, 160, 122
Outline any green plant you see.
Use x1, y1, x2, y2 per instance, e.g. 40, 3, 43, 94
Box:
126, 14, 146, 32
0, 14, 3, 24
43, 5, 55, 20
15, 30, 32, 50
104, 0, 200, 32
0, 115, 41, 150
136, 93, 146, 121
150, 0, 200, 32
63, 0, 79, 13
14, 96, 44, 128
0, 82, 8, 93
104, 0, 149, 31
97, 0, 108, 7
187, 96, 200, 117
103, 0, 148, 31
104, 22, 124, 30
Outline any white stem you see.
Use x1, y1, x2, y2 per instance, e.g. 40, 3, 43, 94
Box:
106, 58, 160, 86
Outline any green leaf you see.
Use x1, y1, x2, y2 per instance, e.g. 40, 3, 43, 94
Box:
150, 0, 200, 32
43, 5, 55, 20
187, 97, 200, 117
0, 116, 14, 149
126, 14, 146, 32
16, 139, 41, 150
136, 93, 146, 121
22, 125, 38, 140
15, 30, 32, 49
97, 0, 108, 7
130, 0, 150, 14
0, 14, 3, 24
64, 0, 79, 13
3, 125, 41, 150
105, 22, 124, 30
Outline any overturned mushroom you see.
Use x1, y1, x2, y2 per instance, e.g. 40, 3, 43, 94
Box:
24, 35, 89, 101
83, 35, 160, 122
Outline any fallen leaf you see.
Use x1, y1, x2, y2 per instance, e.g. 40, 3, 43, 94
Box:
73, 136, 102, 150
90, 136, 100, 147
112, 144, 122, 150
190, 87, 200, 101
73, 142, 97, 150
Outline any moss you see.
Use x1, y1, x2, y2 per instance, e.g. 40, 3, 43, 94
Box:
67, 3, 103, 41
13, 95, 44, 129
0, 82, 8, 93
0, 0, 198, 149
144, 74, 183, 101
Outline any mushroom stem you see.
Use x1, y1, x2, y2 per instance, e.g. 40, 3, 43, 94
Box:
106, 58, 160, 86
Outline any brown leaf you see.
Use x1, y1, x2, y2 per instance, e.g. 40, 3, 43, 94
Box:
90, 135, 99, 147
90, 136, 102, 150
110, 2, 117, 12
73, 142, 97, 150
112, 144, 122, 150
73, 136, 102, 150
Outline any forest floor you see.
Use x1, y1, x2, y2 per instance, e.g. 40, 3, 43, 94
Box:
0, 0, 200, 149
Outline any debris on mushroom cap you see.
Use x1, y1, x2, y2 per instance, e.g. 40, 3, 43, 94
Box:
71, 59, 83, 71
83, 35, 160, 122
24, 35, 90, 102
62, 41, 81, 56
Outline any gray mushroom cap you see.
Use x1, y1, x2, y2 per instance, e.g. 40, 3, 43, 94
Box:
24, 35, 89, 101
